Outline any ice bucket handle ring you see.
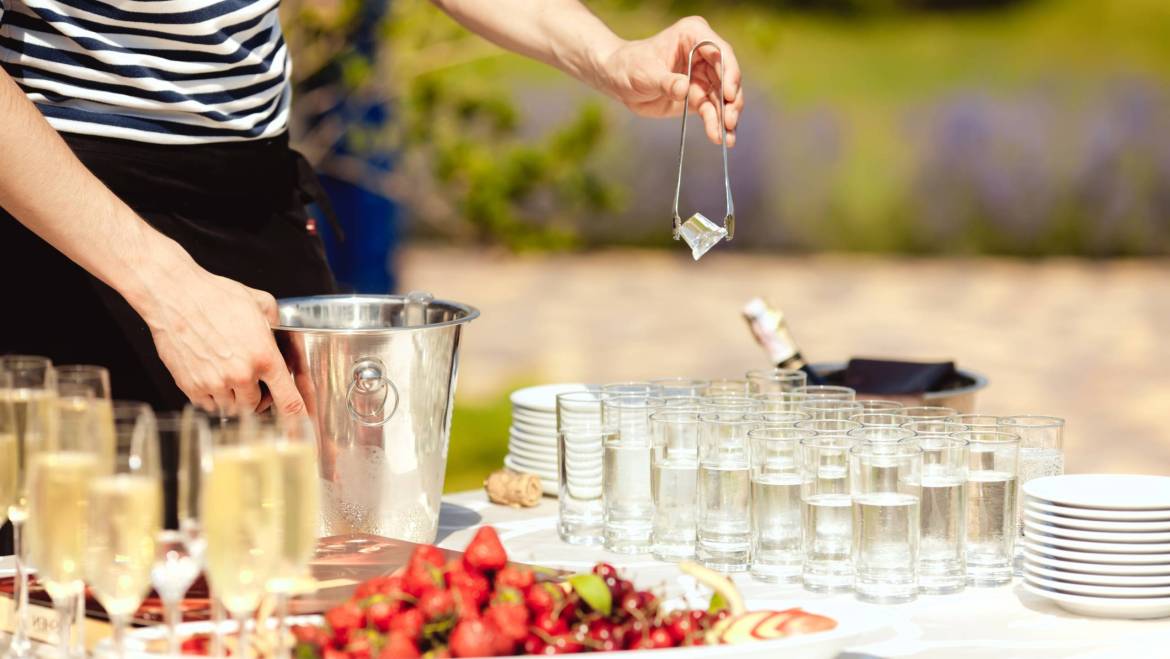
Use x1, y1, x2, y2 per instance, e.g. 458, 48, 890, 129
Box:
346, 358, 399, 427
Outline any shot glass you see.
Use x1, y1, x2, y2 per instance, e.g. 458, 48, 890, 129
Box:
902, 420, 967, 435
796, 385, 856, 401
800, 435, 854, 592
795, 419, 862, 436
648, 378, 709, 398
903, 435, 968, 594
649, 411, 700, 561
850, 412, 910, 428
696, 413, 753, 572
999, 415, 1065, 575
800, 399, 864, 422
748, 411, 810, 430
704, 379, 751, 398
955, 430, 1019, 587
856, 400, 904, 412
558, 424, 609, 546
946, 414, 1002, 430
850, 442, 922, 603
848, 426, 916, 445
746, 368, 807, 394
602, 381, 662, 397
698, 395, 763, 416
601, 396, 665, 553
753, 391, 808, 413
557, 390, 605, 433
900, 406, 957, 422
749, 428, 814, 583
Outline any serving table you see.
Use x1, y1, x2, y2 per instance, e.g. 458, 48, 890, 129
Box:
437, 490, 1170, 659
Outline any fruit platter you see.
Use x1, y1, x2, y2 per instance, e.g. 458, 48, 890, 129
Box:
128, 526, 876, 658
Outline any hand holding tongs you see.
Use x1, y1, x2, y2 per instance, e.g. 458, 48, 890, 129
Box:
671, 40, 735, 260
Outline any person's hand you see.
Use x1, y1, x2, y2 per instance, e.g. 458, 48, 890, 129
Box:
595, 16, 744, 147
132, 251, 305, 417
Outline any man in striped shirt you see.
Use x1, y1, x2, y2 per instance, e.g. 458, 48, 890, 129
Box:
0, 1, 743, 415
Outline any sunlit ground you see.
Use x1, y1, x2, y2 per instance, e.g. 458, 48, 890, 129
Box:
403, 246, 1170, 492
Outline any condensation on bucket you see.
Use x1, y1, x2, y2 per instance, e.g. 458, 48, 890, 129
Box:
320, 443, 440, 543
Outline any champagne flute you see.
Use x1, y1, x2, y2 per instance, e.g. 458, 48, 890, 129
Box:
26, 386, 101, 658
266, 415, 320, 657
151, 408, 210, 657
0, 355, 55, 659
85, 402, 162, 659
202, 415, 281, 657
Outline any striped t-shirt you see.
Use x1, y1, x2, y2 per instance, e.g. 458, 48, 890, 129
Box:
0, 0, 290, 144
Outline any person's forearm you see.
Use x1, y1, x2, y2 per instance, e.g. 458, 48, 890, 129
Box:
431, 0, 622, 91
0, 70, 192, 319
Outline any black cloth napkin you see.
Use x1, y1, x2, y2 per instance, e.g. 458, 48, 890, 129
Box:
843, 358, 959, 395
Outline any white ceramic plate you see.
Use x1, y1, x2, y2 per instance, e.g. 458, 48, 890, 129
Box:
505, 452, 557, 471
1021, 580, 1170, 619
1026, 499, 1170, 522
96, 615, 323, 658
1022, 538, 1170, 564
1024, 563, 1170, 586
510, 426, 558, 445
1023, 572, 1170, 598
513, 416, 557, 436
1023, 529, 1170, 554
1023, 519, 1170, 543
1023, 548, 1170, 576
1023, 508, 1170, 533
1023, 474, 1170, 511
512, 408, 557, 425
502, 457, 558, 495
510, 383, 592, 413
506, 441, 556, 462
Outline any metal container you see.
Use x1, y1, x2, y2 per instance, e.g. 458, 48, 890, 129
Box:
810, 362, 989, 412
275, 293, 478, 543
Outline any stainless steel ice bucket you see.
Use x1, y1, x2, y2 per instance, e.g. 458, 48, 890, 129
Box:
274, 293, 478, 543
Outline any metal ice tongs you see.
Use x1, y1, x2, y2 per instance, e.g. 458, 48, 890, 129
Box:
671, 40, 735, 260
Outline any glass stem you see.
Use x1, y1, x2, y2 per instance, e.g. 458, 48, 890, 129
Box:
72, 590, 86, 658
110, 615, 126, 659
10, 516, 31, 658
211, 598, 224, 659
54, 585, 78, 659
275, 593, 290, 659
235, 614, 250, 659
163, 598, 181, 658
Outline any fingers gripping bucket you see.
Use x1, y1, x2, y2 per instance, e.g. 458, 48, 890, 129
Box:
275, 293, 479, 543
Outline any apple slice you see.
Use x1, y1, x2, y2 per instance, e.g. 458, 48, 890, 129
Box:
749, 608, 803, 639
780, 610, 838, 636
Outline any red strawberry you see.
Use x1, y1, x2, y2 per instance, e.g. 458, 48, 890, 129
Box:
494, 566, 534, 591
419, 588, 456, 621
524, 583, 561, 616
484, 601, 528, 642
378, 631, 420, 658
448, 618, 495, 657
521, 633, 545, 655
404, 558, 444, 597
323, 649, 347, 659
345, 632, 375, 659
533, 610, 568, 636
411, 544, 446, 568
367, 600, 399, 633
354, 575, 399, 601
388, 608, 425, 642
446, 562, 491, 607
462, 527, 507, 574
324, 601, 365, 647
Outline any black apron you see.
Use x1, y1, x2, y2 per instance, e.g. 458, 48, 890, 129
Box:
0, 131, 339, 548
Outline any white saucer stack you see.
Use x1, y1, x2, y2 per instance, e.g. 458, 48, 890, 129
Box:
1020, 474, 1170, 619
504, 383, 590, 496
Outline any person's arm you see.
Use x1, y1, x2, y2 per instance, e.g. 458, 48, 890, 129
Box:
432, 0, 744, 147
0, 70, 304, 416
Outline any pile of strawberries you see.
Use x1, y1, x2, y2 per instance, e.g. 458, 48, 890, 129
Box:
293, 526, 725, 657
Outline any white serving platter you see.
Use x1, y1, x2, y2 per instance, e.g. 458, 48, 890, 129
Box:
510, 383, 592, 413
1023, 572, 1170, 598
1023, 474, 1170, 511
1025, 499, 1170, 522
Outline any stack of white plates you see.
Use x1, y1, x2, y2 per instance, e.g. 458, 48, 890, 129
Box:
1020, 474, 1170, 619
504, 383, 590, 495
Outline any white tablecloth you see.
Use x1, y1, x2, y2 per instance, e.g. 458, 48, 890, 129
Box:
436, 491, 1170, 659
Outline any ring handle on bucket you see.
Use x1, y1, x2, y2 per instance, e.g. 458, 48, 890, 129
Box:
346, 358, 399, 427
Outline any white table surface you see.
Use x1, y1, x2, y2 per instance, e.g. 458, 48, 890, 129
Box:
436, 490, 1170, 659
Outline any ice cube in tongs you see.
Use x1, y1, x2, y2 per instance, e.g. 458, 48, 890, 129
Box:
671, 40, 736, 261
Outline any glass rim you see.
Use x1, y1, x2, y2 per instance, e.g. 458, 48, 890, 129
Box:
800, 399, 863, 409
601, 394, 667, 406
698, 411, 760, 425
751, 391, 806, 400
794, 418, 862, 430
998, 415, 1065, 428
900, 434, 969, 448
747, 411, 811, 422
900, 405, 958, 418
850, 412, 910, 425
849, 442, 922, 457
649, 409, 701, 423
556, 390, 606, 403
799, 434, 854, 448
748, 427, 816, 441
901, 420, 968, 431
0, 354, 53, 369
601, 381, 660, 392
647, 376, 709, 387
951, 430, 1020, 444
946, 414, 1002, 426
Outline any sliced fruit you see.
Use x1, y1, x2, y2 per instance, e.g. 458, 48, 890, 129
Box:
780, 611, 838, 635
748, 608, 803, 639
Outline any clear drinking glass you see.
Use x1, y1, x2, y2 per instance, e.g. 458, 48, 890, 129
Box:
955, 430, 1019, 587
850, 413, 910, 428
902, 420, 967, 435
151, 407, 210, 658
796, 385, 856, 401
202, 415, 282, 656
748, 411, 810, 430
800, 400, 864, 422
795, 419, 862, 436
900, 406, 956, 421
648, 378, 709, 398
946, 414, 1002, 430
26, 385, 101, 658
749, 427, 813, 583
745, 368, 807, 394
855, 400, 904, 412
696, 413, 753, 572
800, 435, 854, 592
698, 396, 763, 415
850, 442, 922, 604
847, 426, 916, 444
649, 411, 700, 561
752, 391, 807, 413
902, 435, 968, 594
999, 415, 1065, 576
86, 402, 162, 659
556, 392, 607, 545
602, 381, 661, 397
0, 355, 54, 659
703, 379, 751, 398
601, 396, 663, 553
